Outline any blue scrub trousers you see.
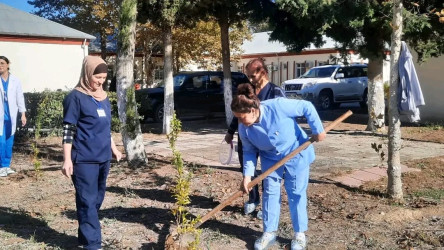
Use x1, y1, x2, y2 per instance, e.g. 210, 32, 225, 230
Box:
262, 163, 310, 233
72, 161, 110, 250
0, 118, 14, 168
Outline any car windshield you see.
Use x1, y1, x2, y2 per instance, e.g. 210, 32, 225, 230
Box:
174, 75, 187, 87
156, 74, 187, 88
300, 67, 336, 78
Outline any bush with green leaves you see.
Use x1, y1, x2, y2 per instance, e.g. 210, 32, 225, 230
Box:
20, 91, 120, 138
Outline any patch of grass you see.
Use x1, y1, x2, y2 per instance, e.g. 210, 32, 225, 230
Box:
417, 231, 442, 247
424, 122, 443, 130
417, 122, 444, 133
204, 165, 215, 175
0, 230, 18, 239
278, 220, 293, 238
202, 228, 233, 248
101, 217, 118, 226
412, 189, 444, 201
123, 187, 138, 198
415, 162, 426, 169
187, 162, 201, 174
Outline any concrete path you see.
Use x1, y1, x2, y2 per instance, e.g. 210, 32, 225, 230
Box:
142, 118, 444, 187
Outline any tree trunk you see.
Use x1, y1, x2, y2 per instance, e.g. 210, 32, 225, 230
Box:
144, 51, 155, 87
162, 25, 174, 134
387, 0, 403, 201
116, 0, 147, 166
100, 31, 107, 60
174, 52, 180, 74
219, 15, 233, 126
366, 59, 386, 132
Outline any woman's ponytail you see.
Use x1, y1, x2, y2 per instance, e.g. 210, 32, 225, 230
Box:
231, 83, 260, 113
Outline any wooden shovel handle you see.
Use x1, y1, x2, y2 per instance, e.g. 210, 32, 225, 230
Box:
195, 110, 353, 228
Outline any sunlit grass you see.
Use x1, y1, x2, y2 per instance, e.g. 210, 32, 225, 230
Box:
413, 189, 444, 201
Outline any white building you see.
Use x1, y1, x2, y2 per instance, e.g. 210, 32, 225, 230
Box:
0, 3, 95, 92
232, 32, 391, 86
411, 51, 444, 122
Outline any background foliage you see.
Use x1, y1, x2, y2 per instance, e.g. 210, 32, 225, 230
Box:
19, 91, 121, 138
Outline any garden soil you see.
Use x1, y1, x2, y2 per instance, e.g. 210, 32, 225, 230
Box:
0, 106, 443, 249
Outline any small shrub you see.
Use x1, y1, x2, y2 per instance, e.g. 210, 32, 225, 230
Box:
167, 114, 201, 249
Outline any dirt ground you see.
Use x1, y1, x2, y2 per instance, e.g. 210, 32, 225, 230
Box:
0, 108, 443, 250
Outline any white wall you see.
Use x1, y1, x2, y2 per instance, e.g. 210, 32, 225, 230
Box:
413, 55, 444, 122
0, 41, 88, 92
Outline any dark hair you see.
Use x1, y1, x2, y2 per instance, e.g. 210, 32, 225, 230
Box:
0, 56, 10, 70
93, 63, 108, 74
231, 83, 260, 113
245, 57, 268, 74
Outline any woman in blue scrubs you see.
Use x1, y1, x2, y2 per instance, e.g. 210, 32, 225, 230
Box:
62, 56, 122, 250
232, 83, 326, 250
225, 58, 285, 216
0, 56, 27, 177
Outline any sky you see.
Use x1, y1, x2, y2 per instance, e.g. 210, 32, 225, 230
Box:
0, 0, 35, 13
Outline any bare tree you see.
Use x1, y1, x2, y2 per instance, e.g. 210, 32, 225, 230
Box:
219, 11, 234, 126
162, 25, 174, 134
116, 0, 147, 166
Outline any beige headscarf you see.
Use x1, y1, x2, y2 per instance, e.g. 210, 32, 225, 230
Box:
75, 55, 108, 101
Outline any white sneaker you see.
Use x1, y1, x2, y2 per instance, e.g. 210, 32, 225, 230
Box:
5, 168, 16, 175
254, 232, 276, 250
0, 168, 7, 177
291, 233, 306, 250
256, 210, 263, 220
244, 201, 259, 215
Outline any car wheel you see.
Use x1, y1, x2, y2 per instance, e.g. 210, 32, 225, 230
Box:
153, 104, 164, 123
360, 89, 368, 109
318, 91, 334, 110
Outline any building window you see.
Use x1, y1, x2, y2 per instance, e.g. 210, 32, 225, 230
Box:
154, 66, 163, 83
295, 63, 306, 77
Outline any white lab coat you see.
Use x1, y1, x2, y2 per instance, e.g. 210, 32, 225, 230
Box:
398, 41, 425, 122
0, 74, 26, 136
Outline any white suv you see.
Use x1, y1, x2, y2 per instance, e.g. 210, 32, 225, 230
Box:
282, 64, 368, 109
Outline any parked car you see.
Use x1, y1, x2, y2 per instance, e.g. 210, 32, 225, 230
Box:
282, 64, 368, 109
136, 71, 250, 122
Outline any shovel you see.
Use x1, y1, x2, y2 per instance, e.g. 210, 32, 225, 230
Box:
194, 110, 353, 228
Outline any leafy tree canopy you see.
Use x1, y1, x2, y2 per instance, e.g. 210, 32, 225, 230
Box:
173, 19, 251, 70
29, 0, 120, 36
29, 0, 121, 59
268, 0, 444, 62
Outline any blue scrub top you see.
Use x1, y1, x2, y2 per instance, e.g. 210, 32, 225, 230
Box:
2, 76, 10, 120
63, 90, 112, 163
239, 98, 324, 178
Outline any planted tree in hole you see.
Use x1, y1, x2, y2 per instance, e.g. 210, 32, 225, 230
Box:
167, 114, 201, 249
32, 94, 49, 176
